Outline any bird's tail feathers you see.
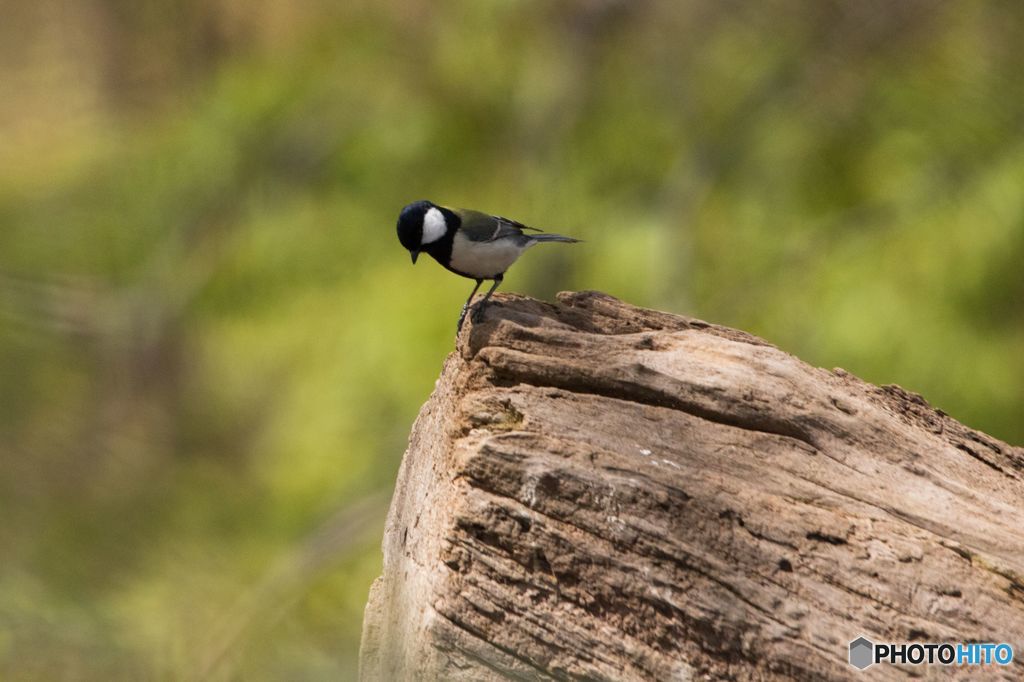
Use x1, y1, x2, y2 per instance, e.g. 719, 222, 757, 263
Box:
528, 233, 581, 244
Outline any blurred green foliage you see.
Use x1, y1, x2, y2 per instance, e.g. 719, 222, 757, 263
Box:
1, 0, 1022, 679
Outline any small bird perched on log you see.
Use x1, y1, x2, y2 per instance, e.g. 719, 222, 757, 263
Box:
396, 200, 580, 329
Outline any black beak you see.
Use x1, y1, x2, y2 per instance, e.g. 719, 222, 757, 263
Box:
410, 250, 419, 264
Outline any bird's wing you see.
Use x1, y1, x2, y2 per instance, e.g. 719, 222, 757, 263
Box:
494, 215, 542, 232
453, 208, 540, 242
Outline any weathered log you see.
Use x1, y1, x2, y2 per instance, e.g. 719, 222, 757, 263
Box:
360, 291, 1024, 680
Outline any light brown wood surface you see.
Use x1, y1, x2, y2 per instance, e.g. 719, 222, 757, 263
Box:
360, 291, 1024, 681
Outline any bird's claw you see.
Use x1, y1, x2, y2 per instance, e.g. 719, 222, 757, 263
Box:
456, 302, 488, 333
470, 303, 487, 323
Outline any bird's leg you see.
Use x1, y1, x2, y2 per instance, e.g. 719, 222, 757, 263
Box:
457, 279, 483, 331
470, 275, 502, 323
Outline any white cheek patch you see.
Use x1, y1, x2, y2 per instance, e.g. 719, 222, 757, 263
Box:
421, 207, 447, 245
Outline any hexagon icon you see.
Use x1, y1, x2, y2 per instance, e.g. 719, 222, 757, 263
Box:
849, 636, 874, 670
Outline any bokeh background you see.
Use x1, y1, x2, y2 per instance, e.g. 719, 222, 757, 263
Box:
1, 0, 1022, 679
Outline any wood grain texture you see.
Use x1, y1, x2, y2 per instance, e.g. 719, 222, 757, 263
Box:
360, 291, 1024, 681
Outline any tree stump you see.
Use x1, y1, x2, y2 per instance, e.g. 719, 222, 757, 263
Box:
359, 291, 1024, 680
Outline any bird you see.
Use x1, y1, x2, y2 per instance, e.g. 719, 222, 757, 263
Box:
396, 200, 580, 329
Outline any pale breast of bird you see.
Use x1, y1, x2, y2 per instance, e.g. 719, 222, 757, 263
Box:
448, 231, 532, 278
